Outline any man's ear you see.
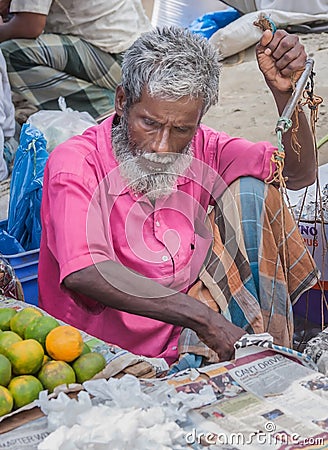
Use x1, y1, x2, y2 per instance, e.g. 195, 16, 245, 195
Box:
115, 85, 127, 117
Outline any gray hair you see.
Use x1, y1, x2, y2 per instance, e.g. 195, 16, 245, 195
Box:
121, 26, 221, 115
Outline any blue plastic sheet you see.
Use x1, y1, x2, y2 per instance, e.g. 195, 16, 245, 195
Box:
2, 123, 48, 252
0, 223, 25, 254
188, 7, 240, 39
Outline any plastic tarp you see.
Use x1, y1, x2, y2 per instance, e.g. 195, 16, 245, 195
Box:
0, 123, 48, 253
188, 8, 240, 39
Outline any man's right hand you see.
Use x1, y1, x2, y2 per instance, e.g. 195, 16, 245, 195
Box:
197, 311, 246, 361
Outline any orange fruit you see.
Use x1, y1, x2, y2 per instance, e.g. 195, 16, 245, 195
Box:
8, 375, 43, 409
45, 325, 84, 362
0, 385, 13, 416
0, 308, 17, 331
71, 352, 106, 383
0, 354, 12, 386
10, 307, 43, 338
24, 315, 59, 348
38, 360, 76, 393
7, 339, 44, 375
0, 331, 22, 356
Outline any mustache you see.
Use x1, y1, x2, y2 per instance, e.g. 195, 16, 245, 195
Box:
141, 152, 178, 165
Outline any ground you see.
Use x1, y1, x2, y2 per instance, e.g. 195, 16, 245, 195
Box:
203, 32, 328, 167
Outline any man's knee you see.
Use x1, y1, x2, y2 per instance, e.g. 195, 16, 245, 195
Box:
0, 39, 37, 71
225, 177, 267, 203
0, 39, 19, 58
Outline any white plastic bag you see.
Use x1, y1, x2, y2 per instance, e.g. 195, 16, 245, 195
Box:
0, 49, 16, 181
27, 97, 97, 152
209, 10, 328, 59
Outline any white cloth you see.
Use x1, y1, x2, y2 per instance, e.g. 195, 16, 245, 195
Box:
210, 9, 328, 59
222, 0, 328, 14
255, 0, 328, 14
0, 50, 15, 182
10, 0, 152, 53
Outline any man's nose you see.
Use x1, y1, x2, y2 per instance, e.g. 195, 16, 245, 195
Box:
151, 128, 171, 153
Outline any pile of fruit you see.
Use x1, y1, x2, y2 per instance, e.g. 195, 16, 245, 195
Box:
0, 306, 106, 417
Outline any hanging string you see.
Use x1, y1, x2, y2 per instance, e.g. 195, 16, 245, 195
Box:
264, 118, 292, 187
253, 15, 326, 339
300, 75, 327, 329
266, 67, 324, 339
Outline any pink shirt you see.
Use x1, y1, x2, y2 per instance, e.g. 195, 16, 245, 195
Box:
39, 115, 276, 364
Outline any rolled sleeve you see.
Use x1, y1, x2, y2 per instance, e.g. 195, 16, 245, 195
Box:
10, 0, 52, 15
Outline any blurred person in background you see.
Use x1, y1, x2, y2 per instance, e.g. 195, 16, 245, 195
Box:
0, 0, 151, 119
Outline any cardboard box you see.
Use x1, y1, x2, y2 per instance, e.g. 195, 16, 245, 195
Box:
294, 220, 328, 325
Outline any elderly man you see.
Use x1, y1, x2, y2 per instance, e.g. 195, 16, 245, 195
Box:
38, 26, 318, 366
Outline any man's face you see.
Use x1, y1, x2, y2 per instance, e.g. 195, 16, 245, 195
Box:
112, 88, 203, 200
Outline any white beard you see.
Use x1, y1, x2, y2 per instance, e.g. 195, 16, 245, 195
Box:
112, 115, 193, 201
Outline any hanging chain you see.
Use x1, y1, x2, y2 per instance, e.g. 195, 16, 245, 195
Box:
265, 59, 319, 187
253, 16, 326, 337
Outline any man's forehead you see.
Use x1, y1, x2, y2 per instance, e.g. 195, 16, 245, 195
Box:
131, 89, 204, 123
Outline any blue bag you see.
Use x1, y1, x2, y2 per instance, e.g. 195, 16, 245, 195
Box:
4, 123, 48, 252
188, 7, 240, 39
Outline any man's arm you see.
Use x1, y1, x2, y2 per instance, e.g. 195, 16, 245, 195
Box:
256, 30, 316, 190
0, 12, 46, 41
0, 0, 10, 19
64, 261, 245, 362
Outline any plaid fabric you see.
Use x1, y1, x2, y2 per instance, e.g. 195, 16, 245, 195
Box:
179, 177, 319, 363
0, 34, 124, 119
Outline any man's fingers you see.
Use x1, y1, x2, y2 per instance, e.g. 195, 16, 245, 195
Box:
260, 29, 273, 48
278, 51, 306, 76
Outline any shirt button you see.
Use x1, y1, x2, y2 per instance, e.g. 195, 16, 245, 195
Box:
162, 255, 169, 262
172, 346, 177, 350
155, 220, 160, 227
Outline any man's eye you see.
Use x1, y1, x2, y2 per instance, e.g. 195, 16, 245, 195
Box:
143, 118, 156, 126
174, 126, 189, 133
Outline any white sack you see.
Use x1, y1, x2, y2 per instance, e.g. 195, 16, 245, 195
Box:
210, 10, 328, 59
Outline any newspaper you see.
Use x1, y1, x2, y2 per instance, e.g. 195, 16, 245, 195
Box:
139, 343, 327, 449
304, 327, 328, 375
0, 417, 49, 450
191, 346, 328, 449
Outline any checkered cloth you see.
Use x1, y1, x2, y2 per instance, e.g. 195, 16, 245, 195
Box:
179, 177, 319, 363
0, 33, 123, 119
